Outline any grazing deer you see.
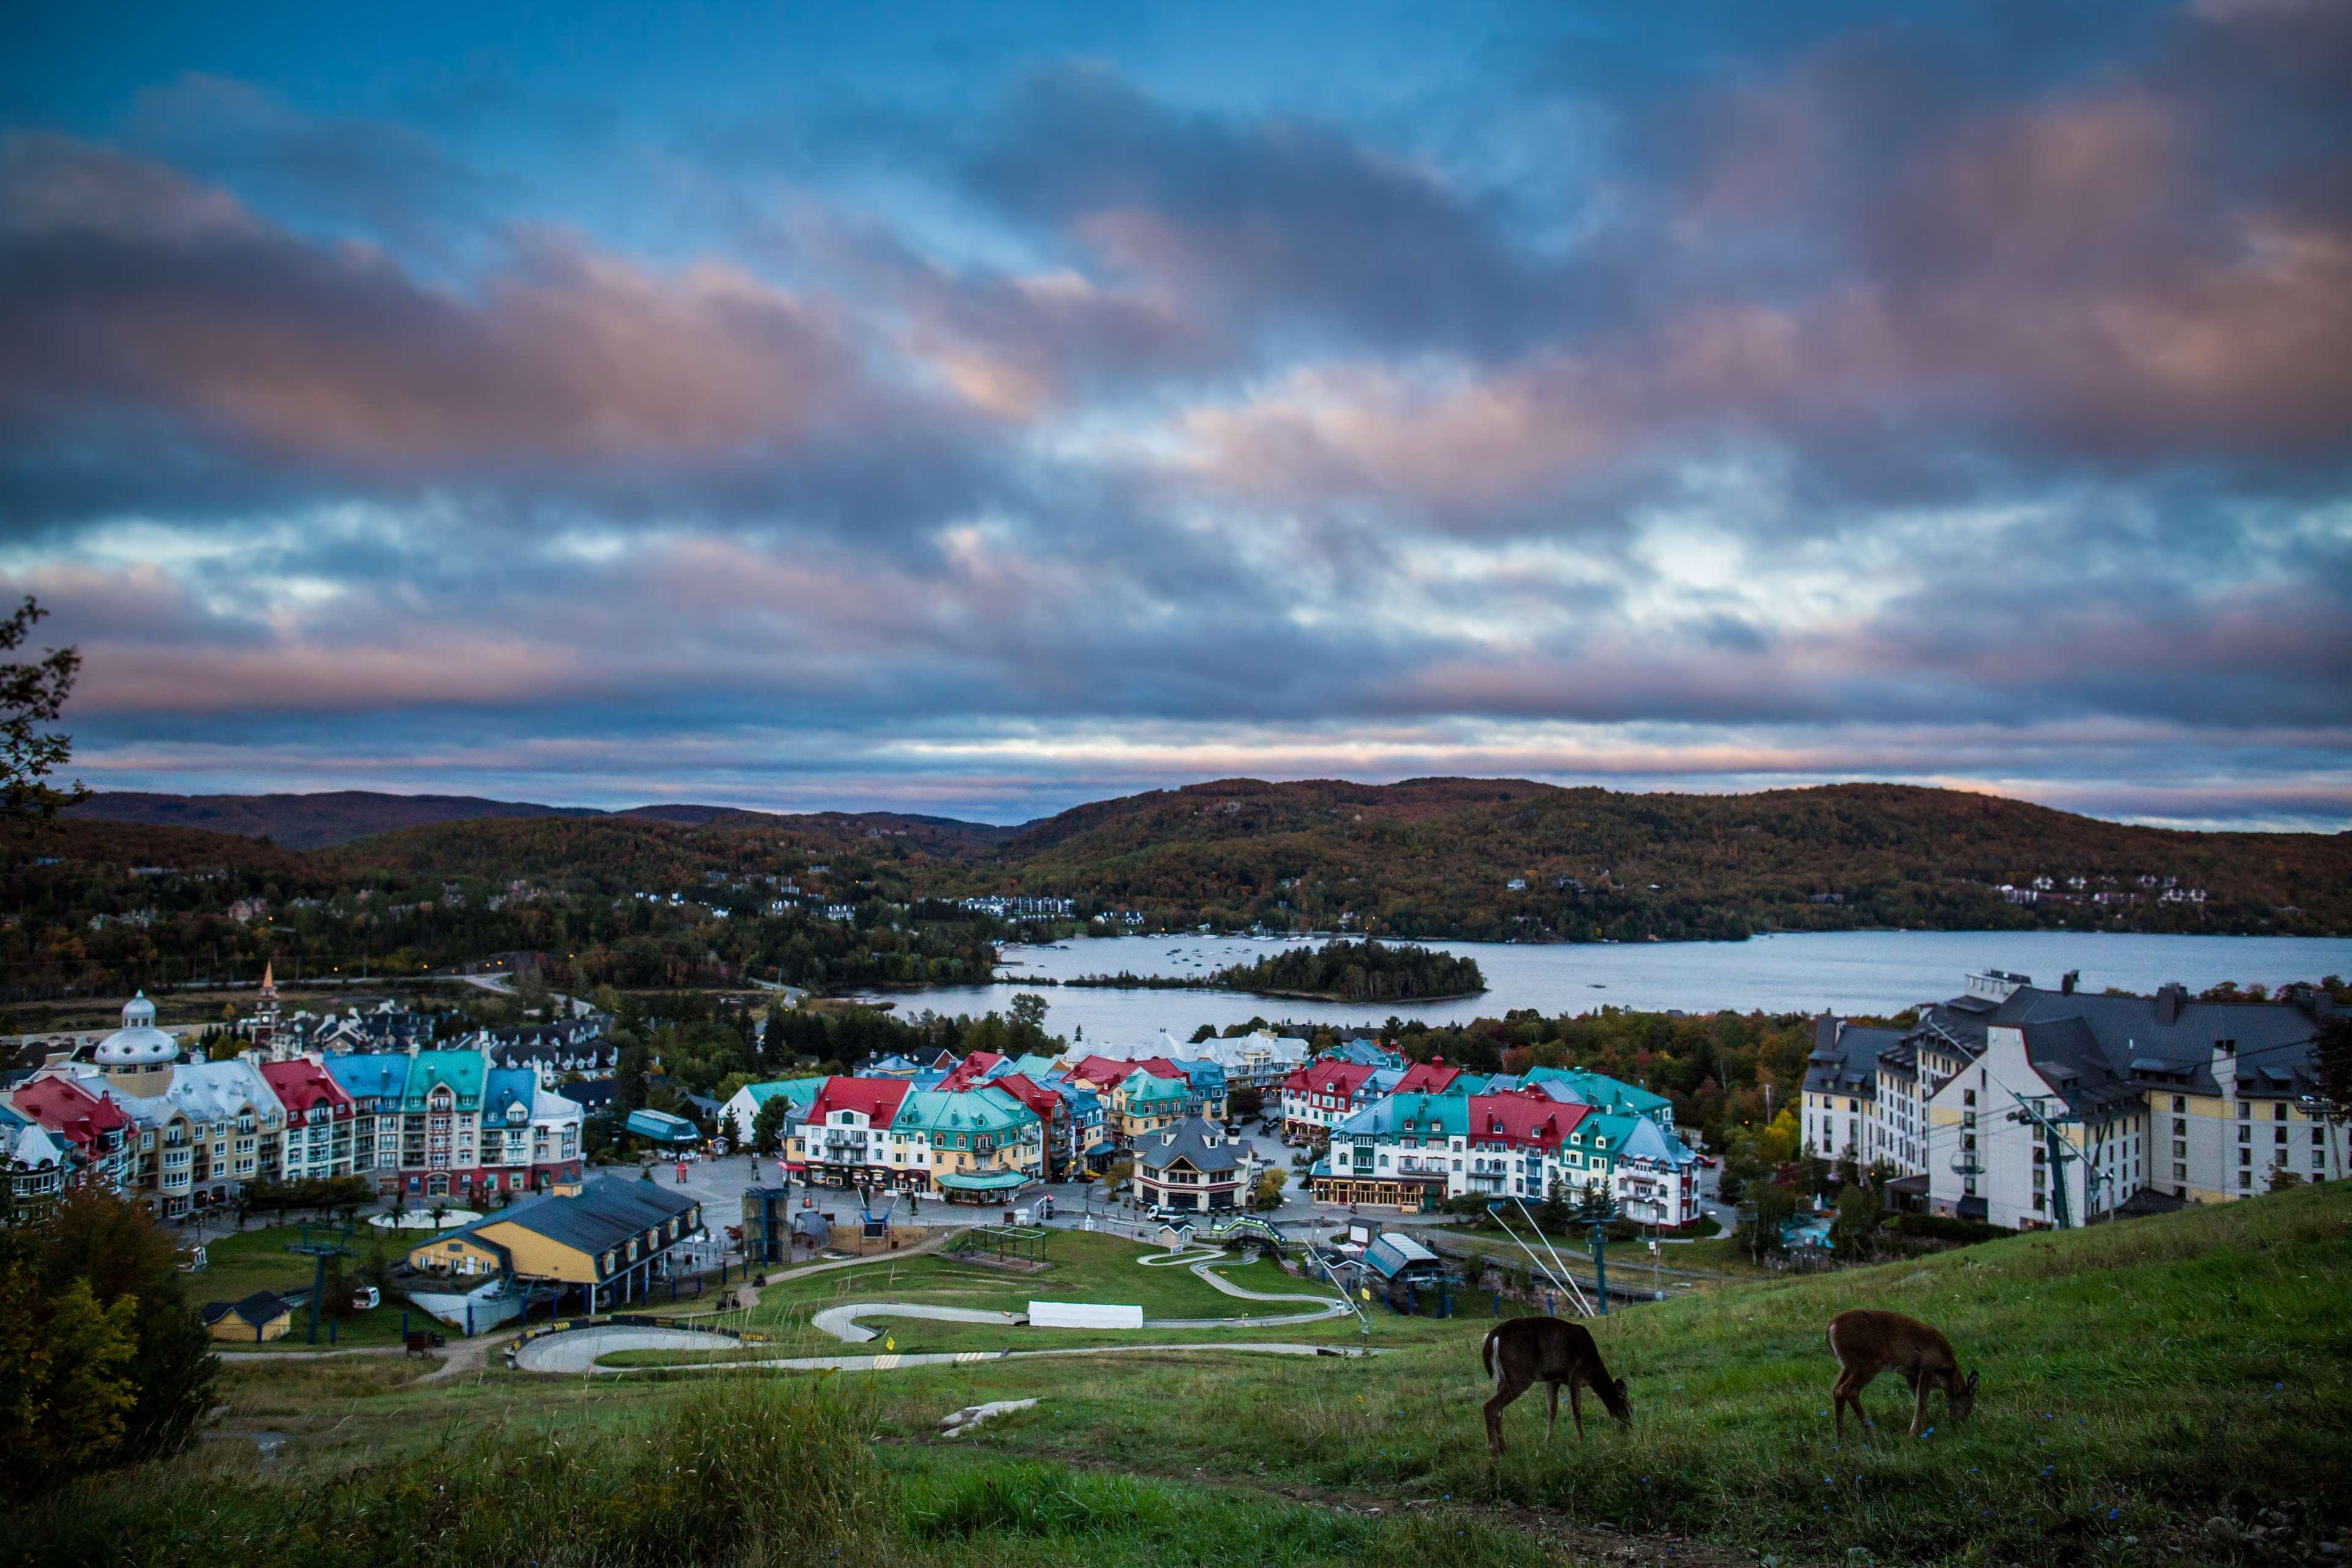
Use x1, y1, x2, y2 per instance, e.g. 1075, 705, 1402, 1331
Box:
1480, 1316, 1631, 1455
1825, 1309, 1978, 1439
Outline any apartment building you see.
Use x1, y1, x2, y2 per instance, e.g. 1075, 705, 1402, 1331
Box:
1809, 971, 2344, 1229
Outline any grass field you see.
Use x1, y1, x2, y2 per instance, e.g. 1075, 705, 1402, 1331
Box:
12, 1182, 2348, 1566
189, 1221, 414, 1349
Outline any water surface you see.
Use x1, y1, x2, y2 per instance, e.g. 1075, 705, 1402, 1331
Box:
854, 930, 2352, 1045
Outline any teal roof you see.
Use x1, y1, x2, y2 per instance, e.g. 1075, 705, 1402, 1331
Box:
894, 1087, 1039, 1139
625, 1107, 700, 1143
1527, 1068, 1672, 1115
1121, 1070, 1189, 1107
741, 1076, 827, 1109
1334, 1091, 1465, 1140
401, 1050, 486, 1112
1009, 1054, 1065, 1080
937, 1169, 1030, 1191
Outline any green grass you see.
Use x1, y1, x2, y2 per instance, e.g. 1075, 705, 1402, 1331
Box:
21, 1182, 2351, 1566
189, 1222, 413, 1349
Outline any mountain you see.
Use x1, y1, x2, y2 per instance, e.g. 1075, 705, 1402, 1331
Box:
66, 790, 606, 848
66, 790, 1027, 853
45, 778, 2352, 937
971, 777, 2352, 938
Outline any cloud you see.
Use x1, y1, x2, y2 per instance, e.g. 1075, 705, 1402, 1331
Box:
2, 12, 2348, 827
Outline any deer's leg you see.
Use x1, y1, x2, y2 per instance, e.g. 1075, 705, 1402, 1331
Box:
1484, 1370, 1529, 1456
1545, 1382, 1559, 1446
1909, 1376, 1933, 1438
1570, 1381, 1586, 1441
1831, 1366, 1868, 1439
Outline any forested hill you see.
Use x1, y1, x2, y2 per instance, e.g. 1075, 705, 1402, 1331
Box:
65, 790, 1017, 852
971, 778, 2352, 940
30, 779, 2352, 949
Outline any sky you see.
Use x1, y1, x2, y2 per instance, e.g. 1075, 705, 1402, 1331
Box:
2, 1, 2348, 828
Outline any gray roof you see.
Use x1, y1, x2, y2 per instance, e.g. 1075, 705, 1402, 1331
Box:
1812, 980, 2331, 1110
451, 1176, 701, 1277
1805, 1018, 1904, 1098
1134, 1115, 1240, 1175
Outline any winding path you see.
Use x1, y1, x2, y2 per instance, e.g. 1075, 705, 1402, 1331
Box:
521, 1335, 1381, 1378
514, 1326, 745, 1374
810, 1303, 1023, 1343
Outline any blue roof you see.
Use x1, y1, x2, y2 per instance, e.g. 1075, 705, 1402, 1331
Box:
484, 1067, 537, 1123
323, 1052, 409, 1103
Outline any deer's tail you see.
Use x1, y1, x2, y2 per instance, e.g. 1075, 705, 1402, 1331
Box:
1481, 1325, 1501, 1384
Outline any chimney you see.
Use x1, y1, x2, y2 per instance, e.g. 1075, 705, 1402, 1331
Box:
2061, 970, 2079, 995
2156, 982, 2186, 1025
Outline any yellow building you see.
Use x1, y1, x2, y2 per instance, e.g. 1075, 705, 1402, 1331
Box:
202, 1289, 294, 1343
407, 1175, 704, 1312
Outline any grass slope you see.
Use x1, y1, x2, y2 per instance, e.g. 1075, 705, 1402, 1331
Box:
13, 1183, 2348, 1567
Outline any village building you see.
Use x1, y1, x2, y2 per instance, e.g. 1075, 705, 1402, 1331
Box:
1133, 1116, 1245, 1213
408, 1176, 703, 1313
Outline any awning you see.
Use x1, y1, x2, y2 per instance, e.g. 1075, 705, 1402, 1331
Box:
937, 1170, 1030, 1191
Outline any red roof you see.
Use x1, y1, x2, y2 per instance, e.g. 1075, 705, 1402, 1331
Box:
938, 1051, 1008, 1093
1283, 1060, 1377, 1097
987, 1072, 1060, 1121
260, 1059, 356, 1120
1067, 1054, 1185, 1088
1393, 1061, 1462, 1095
10, 1074, 130, 1149
804, 1077, 913, 1127
1466, 1092, 1589, 1152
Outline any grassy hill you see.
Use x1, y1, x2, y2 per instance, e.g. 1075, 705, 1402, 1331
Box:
17, 1182, 2347, 1566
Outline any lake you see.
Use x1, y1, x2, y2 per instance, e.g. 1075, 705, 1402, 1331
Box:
854, 930, 2352, 1044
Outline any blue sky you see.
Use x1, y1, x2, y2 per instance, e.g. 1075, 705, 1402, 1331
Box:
2, 1, 2347, 826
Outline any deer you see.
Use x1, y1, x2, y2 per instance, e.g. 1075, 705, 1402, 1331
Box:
1480, 1315, 1632, 1455
1825, 1308, 1977, 1439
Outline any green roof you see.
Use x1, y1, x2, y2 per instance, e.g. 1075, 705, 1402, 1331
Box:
936, 1169, 1030, 1191
893, 1087, 1039, 1138
1121, 1070, 1189, 1107
401, 1049, 486, 1112
1526, 1068, 1672, 1116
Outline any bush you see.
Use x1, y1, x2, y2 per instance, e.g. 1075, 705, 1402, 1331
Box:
12, 1376, 884, 1565
1885, 1212, 2016, 1246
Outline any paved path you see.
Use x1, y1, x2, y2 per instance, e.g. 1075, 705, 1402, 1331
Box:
544, 1340, 1382, 1378
811, 1303, 1023, 1343
514, 1326, 746, 1374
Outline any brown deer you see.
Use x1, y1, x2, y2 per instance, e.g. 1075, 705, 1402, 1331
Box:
1480, 1316, 1632, 1455
1825, 1309, 1978, 1439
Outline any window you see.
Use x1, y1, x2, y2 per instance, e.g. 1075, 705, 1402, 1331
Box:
2238, 1102, 2251, 1120
2171, 1096, 2185, 1114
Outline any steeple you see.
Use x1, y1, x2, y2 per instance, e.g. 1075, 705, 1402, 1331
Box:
255, 961, 281, 1058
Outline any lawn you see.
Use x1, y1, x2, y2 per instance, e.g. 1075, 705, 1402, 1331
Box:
16, 1182, 2348, 1566
187, 1221, 417, 1350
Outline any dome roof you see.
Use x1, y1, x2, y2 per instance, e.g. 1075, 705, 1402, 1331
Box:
96, 991, 178, 1067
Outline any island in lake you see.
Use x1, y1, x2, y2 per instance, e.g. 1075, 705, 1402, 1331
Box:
1060, 937, 1486, 1002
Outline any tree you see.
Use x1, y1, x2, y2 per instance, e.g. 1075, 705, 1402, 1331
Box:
0, 597, 83, 834
751, 1095, 793, 1155
0, 1188, 217, 1494
616, 1039, 650, 1116
1534, 1179, 1570, 1235
2312, 1015, 2352, 1125
1189, 1023, 1218, 1044
1737, 1182, 1800, 1262
1829, 1180, 1885, 1259
0, 1274, 137, 1500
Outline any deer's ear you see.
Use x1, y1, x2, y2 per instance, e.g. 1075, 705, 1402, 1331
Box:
1965, 1370, 1979, 1393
